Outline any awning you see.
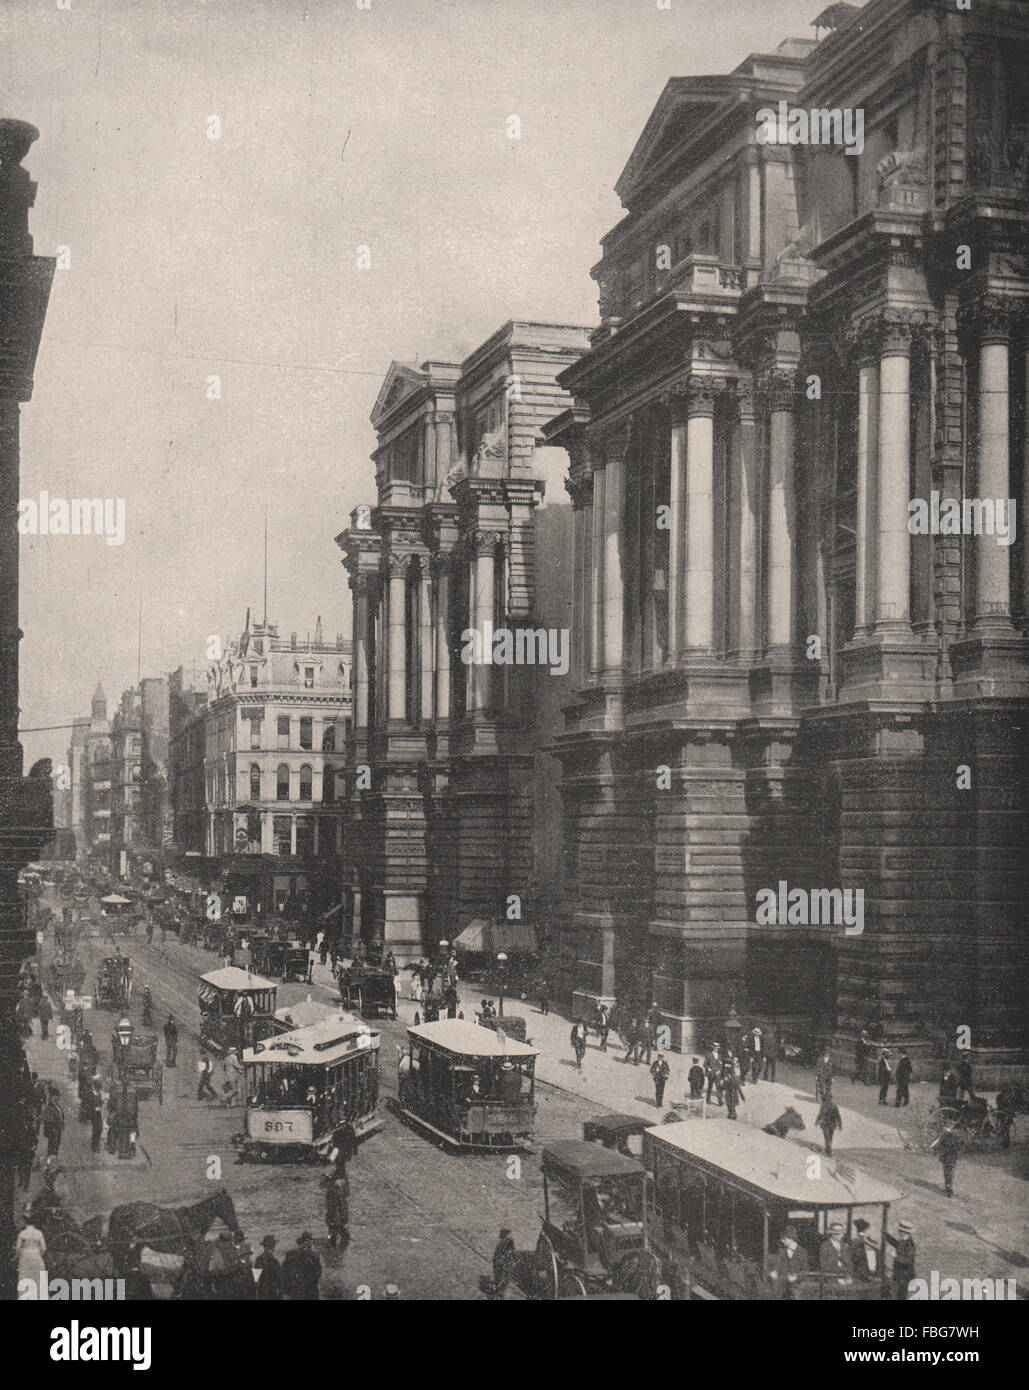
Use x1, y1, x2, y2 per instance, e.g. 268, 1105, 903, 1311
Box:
454, 919, 489, 952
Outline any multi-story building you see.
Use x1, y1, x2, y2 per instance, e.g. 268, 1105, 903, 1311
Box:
337, 320, 590, 963
547, 0, 1028, 1077
139, 675, 171, 852
169, 618, 353, 916
109, 686, 142, 874
168, 663, 208, 857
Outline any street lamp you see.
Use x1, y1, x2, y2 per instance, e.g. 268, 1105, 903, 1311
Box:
496, 952, 508, 1018
113, 1016, 135, 1160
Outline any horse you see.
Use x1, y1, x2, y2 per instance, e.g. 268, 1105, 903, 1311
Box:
108, 1187, 239, 1258
764, 1106, 805, 1138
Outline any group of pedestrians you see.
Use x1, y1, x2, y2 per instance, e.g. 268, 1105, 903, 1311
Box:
768, 1217, 917, 1300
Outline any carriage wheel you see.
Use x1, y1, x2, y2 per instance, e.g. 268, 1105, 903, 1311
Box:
615, 1249, 661, 1300
534, 1232, 560, 1301
923, 1106, 963, 1150
558, 1270, 588, 1299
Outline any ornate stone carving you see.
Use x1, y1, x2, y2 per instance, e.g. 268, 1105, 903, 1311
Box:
734, 380, 757, 420
565, 471, 593, 508
958, 294, 1013, 346
472, 529, 505, 558
758, 369, 797, 413
384, 551, 413, 577
679, 374, 719, 417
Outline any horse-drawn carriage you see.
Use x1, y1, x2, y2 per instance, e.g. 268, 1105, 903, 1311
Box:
112, 1030, 163, 1105
478, 1013, 529, 1043
252, 938, 311, 984
48, 952, 85, 997
94, 956, 132, 1011
535, 1141, 660, 1299
339, 963, 397, 1019
921, 1095, 1015, 1152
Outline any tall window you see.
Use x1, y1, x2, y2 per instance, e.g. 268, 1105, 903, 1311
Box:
277, 716, 290, 750
273, 815, 291, 855
276, 764, 290, 800
250, 667, 258, 688
249, 716, 261, 750
322, 724, 336, 752
299, 717, 313, 750
304, 666, 315, 689
299, 764, 313, 801
250, 764, 261, 800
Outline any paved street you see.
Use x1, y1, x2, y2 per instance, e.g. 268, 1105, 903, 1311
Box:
25, 891, 1027, 1299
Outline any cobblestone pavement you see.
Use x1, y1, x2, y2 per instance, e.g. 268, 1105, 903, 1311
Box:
25, 899, 1028, 1298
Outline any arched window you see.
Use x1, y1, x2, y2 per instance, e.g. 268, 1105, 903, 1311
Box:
276, 764, 290, 801
250, 764, 261, 800
323, 764, 335, 804
299, 764, 313, 801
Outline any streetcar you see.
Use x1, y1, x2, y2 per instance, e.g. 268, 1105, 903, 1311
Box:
237, 1015, 382, 1161
642, 1119, 902, 1300
396, 1018, 538, 1149
198, 966, 278, 1054
536, 1141, 660, 1300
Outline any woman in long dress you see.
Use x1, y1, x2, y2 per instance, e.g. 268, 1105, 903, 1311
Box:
16, 1209, 46, 1298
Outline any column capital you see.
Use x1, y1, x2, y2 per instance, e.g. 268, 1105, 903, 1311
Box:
594, 417, 634, 460
472, 528, 505, 559
733, 379, 757, 421
384, 551, 411, 577
565, 470, 593, 509
678, 374, 719, 418
349, 572, 372, 598
958, 294, 1016, 347
757, 368, 798, 413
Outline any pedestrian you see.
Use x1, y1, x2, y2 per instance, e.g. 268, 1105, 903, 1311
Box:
763, 1026, 778, 1081
894, 1049, 912, 1107
79, 1031, 98, 1080
938, 1065, 959, 1105
853, 1029, 871, 1084
687, 1057, 705, 1100
956, 1056, 974, 1102
538, 977, 549, 1015
570, 1019, 587, 1070
886, 1221, 916, 1301
222, 1048, 243, 1105
37, 994, 52, 1041
196, 1053, 217, 1101
16, 1207, 47, 1298
488, 1227, 516, 1300
814, 1051, 833, 1104
89, 1077, 104, 1153
877, 1050, 893, 1105
281, 1231, 321, 1300
933, 1123, 962, 1198
767, 1225, 808, 1299
749, 1027, 763, 1084
819, 1221, 852, 1283
315, 930, 326, 965
816, 1093, 842, 1155
704, 1044, 723, 1105
850, 1220, 880, 1283
41, 1090, 64, 1158
650, 1053, 670, 1109
164, 1015, 178, 1067
624, 1017, 640, 1066
593, 1002, 610, 1052
638, 1017, 654, 1067
723, 1057, 744, 1120
322, 1167, 350, 1249
226, 1232, 256, 1299
255, 1235, 283, 1300
16, 993, 33, 1039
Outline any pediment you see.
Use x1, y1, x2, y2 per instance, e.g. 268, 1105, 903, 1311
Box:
370, 361, 427, 428
615, 77, 734, 207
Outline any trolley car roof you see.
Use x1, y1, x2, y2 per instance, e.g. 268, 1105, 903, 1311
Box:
543, 1140, 647, 1180
407, 1019, 539, 1058
274, 999, 354, 1029
646, 1120, 903, 1207
243, 1015, 380, 1064
199, 967, 276, 992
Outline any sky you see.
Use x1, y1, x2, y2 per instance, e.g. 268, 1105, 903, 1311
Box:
1, 0, 821, 770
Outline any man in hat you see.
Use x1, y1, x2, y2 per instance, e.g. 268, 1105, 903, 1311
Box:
768, 1225, 809, 1298
254, 1235, 282, 1300
687, 1057, 705, 1101
815, 1091, 843, 1155
853, 1029, 871, 1084
489, 1227, 516, 1300
650, 1053, 670, 1109
877, 1049, 893, 1105
932, 1122, 962, 1198
281, 1231, 321, 1300
704, 1043, 723, 1105
814, 1051, 833, 1104
749, 1027, 763, 1084
723, 1056, 745, 1121
850, 1219, 881, 1283
894, 1049, 912, 1106
886, 1221, 916, 1300
322, 1166, 350, 1248
570, 1019, 588, 1069
819, 1221, 852, 1281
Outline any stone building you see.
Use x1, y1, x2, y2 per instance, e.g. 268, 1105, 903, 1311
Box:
337, 320, 590, 963
168, 662, 209, 856
547, 0, 1028, 1076
169, 618, 353, 916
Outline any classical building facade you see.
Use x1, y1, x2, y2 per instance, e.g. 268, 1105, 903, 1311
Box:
548, 0, 1029, 1076
169, 618, 353, 916
337, 321, 589, 962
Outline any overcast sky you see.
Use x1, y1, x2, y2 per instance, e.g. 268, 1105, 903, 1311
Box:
3, 0, 820, 769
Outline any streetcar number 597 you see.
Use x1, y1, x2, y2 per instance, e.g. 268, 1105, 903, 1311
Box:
264, 1120, 293, 1133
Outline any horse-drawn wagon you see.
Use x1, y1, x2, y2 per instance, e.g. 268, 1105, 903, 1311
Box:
112, 1030, 163, 1105
94, 956, 132, 1011
339, 963, 397, 1019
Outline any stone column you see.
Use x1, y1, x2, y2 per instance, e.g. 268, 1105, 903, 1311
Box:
433, 555, 451, 722
854, 354, 880, 634
602, 426, 628, 680
351, 575, 370, 730
386, 556, 407, 721
763, 370, 796, 652
566, 461, 593, 687
684, 380, 716, 653
418, 560, 434, 721
735, 384, 759, 660
667, 398, 687, 663
976, 301, 1012, 629
875, 322, 912, 633
469, 532, 497, 712
590, 458, 606, 678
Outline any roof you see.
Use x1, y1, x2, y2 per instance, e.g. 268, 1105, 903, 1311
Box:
645, 1121, 903, 1207
407, 1019, 538, 1059
584, 1113, 652, 1137
543, 1141, 646, 1180
244, 1015, 379, 1065
274, 999, 353, 1030
199, 966, 276, 992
